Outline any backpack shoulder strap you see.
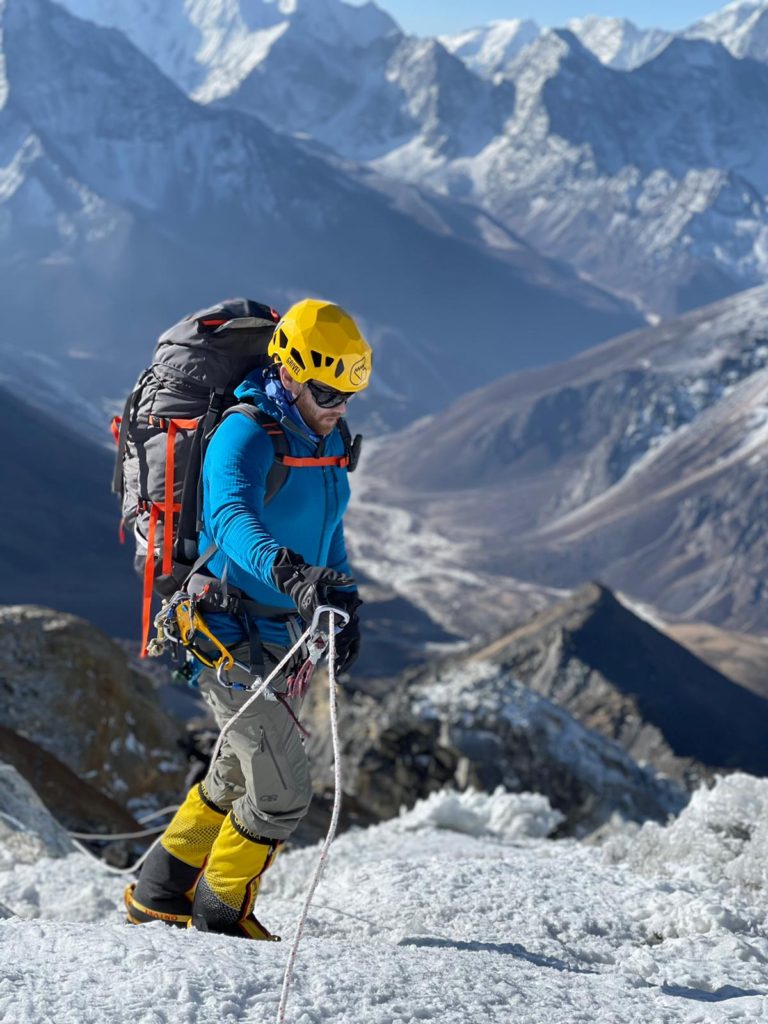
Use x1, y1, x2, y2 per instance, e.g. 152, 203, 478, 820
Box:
337, 417, 363, 472
221, 403, 290, 504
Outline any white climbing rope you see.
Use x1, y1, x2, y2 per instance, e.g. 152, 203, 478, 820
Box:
276, 610, 343, 1024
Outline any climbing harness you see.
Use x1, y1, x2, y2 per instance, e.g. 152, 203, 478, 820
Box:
147, 590, 236, 676
205, 604, 348, 767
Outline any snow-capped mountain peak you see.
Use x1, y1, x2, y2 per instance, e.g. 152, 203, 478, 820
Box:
440, 18, 541, 78
57, 0, 399, 99
687, 0, 768, 60
566, 15, 672, 69
274, 0, 398, 45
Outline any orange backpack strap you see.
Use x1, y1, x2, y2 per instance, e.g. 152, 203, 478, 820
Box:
280, 454, 350, 468
220, 404, 360, 497
139, 416, 201, 657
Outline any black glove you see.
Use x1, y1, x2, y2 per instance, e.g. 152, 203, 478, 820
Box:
271, 548, 356, 626
329, 590, 363, 676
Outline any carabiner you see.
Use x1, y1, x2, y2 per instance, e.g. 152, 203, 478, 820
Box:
309, 603, 350, 638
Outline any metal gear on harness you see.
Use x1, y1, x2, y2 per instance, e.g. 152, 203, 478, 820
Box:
147, 590, 236, 676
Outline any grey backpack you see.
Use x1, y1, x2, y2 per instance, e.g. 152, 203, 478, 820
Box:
111, 298, 282, 653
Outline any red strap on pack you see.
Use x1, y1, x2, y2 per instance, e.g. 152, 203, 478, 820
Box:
140, 505, 160, 657
110, 416, 121, 445
140, 417, 200, 656
281, 455, 350, 468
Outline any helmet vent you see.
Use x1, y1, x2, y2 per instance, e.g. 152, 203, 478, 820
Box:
334, 359, 345, 379
290, 348, 306, 370
324, 356, 334, 367
310, 350, 323, 369
278, 329, 288, 349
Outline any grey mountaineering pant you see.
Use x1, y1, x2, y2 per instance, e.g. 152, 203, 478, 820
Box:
197, 639, 312, 842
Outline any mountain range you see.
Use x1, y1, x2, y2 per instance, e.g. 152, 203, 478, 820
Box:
355, 283, 768, 635
4, 0, 768, 647
55, 0, 768, 319
0, 0, 639, 437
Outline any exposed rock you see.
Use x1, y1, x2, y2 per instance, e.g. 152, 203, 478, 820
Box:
304, 657, 685, 839
0, 726, 145, 837
0, 761, 74, 864
469, 584, 768, 783
0, 606, 187, 810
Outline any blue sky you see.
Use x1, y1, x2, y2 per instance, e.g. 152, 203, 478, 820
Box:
351, 1, 723, 35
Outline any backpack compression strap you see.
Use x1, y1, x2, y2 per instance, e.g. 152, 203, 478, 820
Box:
221, 404, 353, 501
138, 415, 203, 656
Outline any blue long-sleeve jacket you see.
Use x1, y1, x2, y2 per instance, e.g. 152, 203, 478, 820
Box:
199, 368, 354, 646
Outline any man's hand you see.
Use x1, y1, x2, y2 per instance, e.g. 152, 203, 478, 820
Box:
271, 548, 356, 626
328, 590, 363, 676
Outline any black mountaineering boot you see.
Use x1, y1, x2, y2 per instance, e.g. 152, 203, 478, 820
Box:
190, 811, 281, 940
126, 783, 226, 928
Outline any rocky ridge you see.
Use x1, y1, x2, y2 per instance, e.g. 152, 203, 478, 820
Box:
469, 584, 768, 783
326, 645, 686, 839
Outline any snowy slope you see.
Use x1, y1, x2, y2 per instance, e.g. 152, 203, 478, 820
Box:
567, 16, 672, 69
59, 0, 400, 101
1, 776, 767, 1022
440, 19, 541, 76
688, 0, 768, 62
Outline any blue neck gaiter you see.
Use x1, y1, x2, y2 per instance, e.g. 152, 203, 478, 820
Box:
264, 374, 320, 443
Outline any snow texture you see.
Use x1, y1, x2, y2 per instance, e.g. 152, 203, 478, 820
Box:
1, 777, 767, 1022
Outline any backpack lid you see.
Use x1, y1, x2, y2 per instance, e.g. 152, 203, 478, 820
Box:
153, 299, 281, 392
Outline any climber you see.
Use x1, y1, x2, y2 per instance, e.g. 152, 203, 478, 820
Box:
125, 298, 372, 939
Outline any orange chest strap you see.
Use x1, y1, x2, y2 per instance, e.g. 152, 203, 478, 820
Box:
279, 454, 350, 468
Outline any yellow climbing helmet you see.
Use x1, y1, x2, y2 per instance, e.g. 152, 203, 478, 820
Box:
268, 298, 372, 392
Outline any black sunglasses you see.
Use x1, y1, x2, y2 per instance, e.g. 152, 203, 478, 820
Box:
306, 380, 355, 409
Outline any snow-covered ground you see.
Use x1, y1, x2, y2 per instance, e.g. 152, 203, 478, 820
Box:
1, 777, 767, 1023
